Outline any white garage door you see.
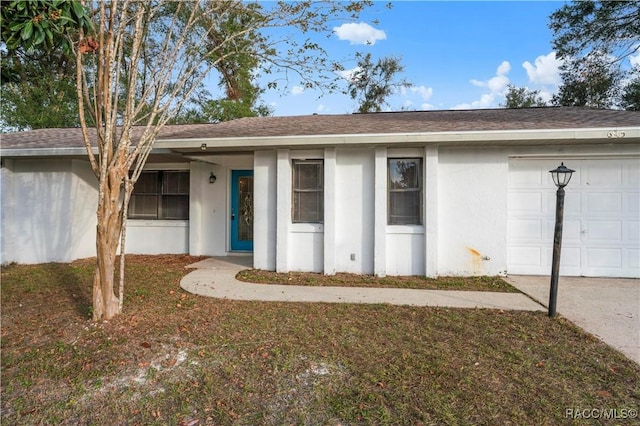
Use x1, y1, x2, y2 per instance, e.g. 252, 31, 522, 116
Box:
508, 158, 639, 278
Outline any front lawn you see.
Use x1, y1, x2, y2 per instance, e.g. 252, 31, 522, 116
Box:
2, 255, 638, 425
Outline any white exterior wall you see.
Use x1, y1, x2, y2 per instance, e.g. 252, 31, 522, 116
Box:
254, 151, 277, 270
188, 161, 227, 256
126, 221, 189, 254
437, 147, 509, 276
1, 158, 195, 264
1, 158, 98, 264
335, 148, 375, 274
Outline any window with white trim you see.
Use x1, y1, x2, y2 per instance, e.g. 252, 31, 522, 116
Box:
129, 171, 189, 220
388, 158, 423, 225
292, 160, 323, 223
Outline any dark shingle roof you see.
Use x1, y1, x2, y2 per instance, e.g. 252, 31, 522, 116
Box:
2, 107, 639, 150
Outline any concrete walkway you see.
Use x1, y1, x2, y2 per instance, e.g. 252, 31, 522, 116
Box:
505, 275, 640, 365
180, 257, 543, 311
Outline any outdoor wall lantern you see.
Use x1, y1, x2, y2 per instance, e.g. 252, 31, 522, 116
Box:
209, 172, 216, 184
548, 162, 575, 318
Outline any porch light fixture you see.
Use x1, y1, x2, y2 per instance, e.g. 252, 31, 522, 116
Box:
209, 172, 216, 184
548, 162, 575, 318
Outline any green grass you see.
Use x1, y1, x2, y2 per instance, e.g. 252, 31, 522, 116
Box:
2, 255, 639, 425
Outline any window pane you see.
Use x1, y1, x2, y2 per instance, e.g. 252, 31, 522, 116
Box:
163, 171, 189, 194
161, 195, 189, 219
129, 194, 158, 219
389, 191, 421, 225
128, 171, 190, 220
295, 162, 323, 190
388, 158, 422, 225
238, 177, 253, 240
389, 160, 419, 189
134, 171, 159, 194
292, 160, 323, 223
294, 191, 323, 223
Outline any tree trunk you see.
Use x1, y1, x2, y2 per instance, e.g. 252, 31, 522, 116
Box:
93, 171, 123, 321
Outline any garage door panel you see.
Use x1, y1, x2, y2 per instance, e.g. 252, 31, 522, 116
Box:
585, 220, 622, 242
509, 246, 542, 267
544, 246, 581, 268
626, 221, 639, 242
508, 158, 639, 278
624, 192, 639, 214
509, 192, 543, 214
586, 192, 622, 214
623, 161, 639, 185
586, 248, 622, 268
509, 164, 543, 187
509, 219, 542, 239
627, 249, 640, 269
562, 220, 583, 242
584, 161, 622, 186
563, 192, 583, 215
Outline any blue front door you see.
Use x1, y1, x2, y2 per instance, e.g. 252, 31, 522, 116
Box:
230, 170, 253, 251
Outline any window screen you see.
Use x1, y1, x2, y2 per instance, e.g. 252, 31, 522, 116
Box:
292, 160, 323, 223
388, 158, 423, 225
129, 171, 189, 220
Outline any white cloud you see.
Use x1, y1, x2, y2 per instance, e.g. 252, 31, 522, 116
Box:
453, 93, 497, 110
410, 85, 434, 101
487, 74, 510, 93
522, 52, 562, 86
467, 61, 511, 96
291, 86, 304, 96
497, 61, 511, 76
333, 22, 386, 46
421, 103, 435, 110
454, 61, 514, 109
316, 104, 326, 113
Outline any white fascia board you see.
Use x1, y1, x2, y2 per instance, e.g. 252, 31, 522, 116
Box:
1, 147, 177, 158
154, 127, 640, 150
0, 147, 92, 157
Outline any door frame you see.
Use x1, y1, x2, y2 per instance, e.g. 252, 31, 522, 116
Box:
230, 170, 254, 251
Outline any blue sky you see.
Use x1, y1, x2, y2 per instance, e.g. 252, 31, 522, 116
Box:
253, 1, 567, 116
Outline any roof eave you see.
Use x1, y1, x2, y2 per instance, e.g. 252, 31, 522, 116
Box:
156, 127, 640, 151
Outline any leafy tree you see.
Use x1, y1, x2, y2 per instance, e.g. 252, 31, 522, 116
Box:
1, 49, 80, 130
0, 0, 94, 130
1, 0, 93, 53
549, 1, 640, 109
8, 0, 373, 320
348, 52, 410, 113
549, 1, 639, 65
200, 4, 272, 122
551, 52, 622, 109
620, 66, 640, 111
501, 84, 547, 108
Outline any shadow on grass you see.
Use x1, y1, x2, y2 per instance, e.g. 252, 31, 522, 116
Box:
48, 262, 94, 319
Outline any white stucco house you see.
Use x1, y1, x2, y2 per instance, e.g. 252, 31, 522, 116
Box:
1, 107, 639, 278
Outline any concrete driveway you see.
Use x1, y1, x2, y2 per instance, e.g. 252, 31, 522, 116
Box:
504, 275, 640, 364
